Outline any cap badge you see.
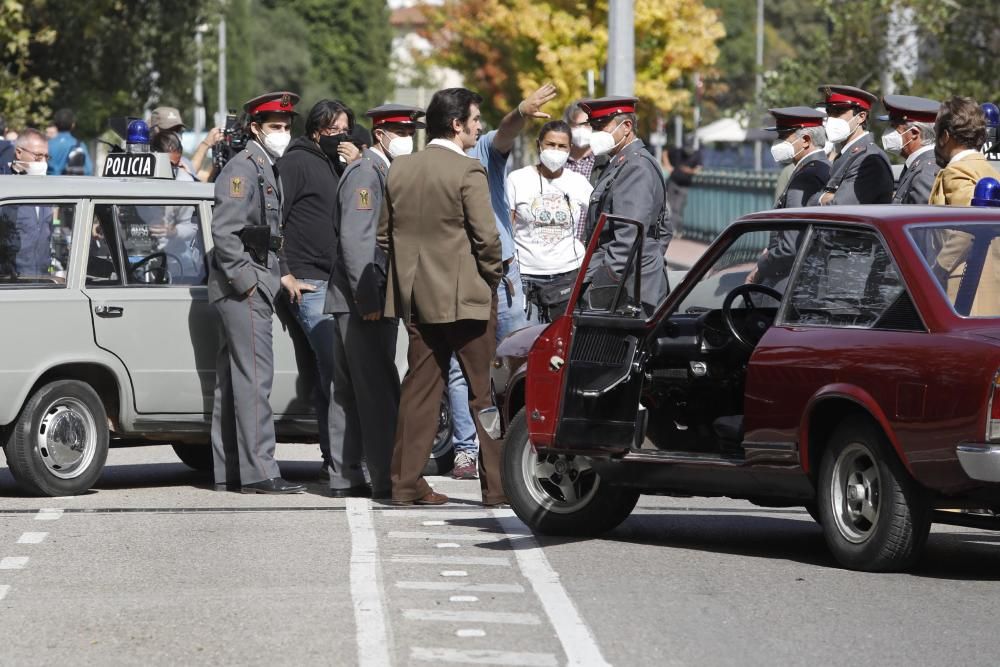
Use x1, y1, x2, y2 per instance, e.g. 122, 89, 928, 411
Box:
280, 93, 291, 108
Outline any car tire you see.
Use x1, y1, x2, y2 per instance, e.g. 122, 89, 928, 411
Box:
502, 407, 639, 536
817, 417, 930, 572
5, 380, 109, 497
422, 396, 454, 476
171, 443, 214, 472
804, 502, 822, 524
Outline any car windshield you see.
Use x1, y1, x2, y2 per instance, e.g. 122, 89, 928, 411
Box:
908, 223, 1000, 317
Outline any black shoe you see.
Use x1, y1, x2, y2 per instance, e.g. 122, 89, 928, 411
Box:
318, 463, 331, 481
241, 478, 306, 494
329, 483, 372, 498
371, 487, 392, 501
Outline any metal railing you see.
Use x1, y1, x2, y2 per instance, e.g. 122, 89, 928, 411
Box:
678, 169, 780, 244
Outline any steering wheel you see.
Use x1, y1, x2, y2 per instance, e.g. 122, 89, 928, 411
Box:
129, 251, 182, 284
721, 283, 783, 349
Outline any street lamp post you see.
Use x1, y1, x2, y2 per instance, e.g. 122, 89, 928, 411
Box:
606, 0, 634, 96
753, 0, 764, 171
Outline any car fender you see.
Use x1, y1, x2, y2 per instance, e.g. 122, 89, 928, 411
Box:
800, 383, 912, 476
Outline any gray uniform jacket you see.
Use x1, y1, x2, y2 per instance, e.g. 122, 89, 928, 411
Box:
808, 133, 893, 205
207, 140, 284, 303
757, 151, 830, 288
325, 148, 389, 315
585, 139, 670, 308
892, 149, 940, 205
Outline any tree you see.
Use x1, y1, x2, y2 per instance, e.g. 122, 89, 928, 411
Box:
0, 0, 57, 130
416, 0, 725, 130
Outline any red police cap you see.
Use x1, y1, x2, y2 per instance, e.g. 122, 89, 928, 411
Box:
365, 104, 426, 129
578, 96, 639, 121
879, 94, 940, 124
817, 84, 878, 111
244, 91, 300, 116
764, 106, 826, 132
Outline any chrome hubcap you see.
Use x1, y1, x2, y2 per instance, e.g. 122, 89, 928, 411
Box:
35, 398, 97, 479
520, 441, 598, 514
830, 442, 881, 544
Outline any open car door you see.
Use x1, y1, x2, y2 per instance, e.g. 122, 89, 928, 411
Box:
525, 214, 654, 453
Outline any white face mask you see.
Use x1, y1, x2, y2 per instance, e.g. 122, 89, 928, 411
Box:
23, 160, 48, 176
823, 141, 835, 156
824, 116, 855, 144
590, 121, 625, 157
539, 148, 569, 172
260, 128, 291, 157
769, 138, 801, 165
571, 125, 592, 148
881, 130, 903, 155
381, 133, 413, 159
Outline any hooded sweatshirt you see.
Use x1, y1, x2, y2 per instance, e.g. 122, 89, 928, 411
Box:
277, 136, 340, 279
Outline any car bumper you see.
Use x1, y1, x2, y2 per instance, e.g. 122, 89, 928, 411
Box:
957, 444, 1000, 483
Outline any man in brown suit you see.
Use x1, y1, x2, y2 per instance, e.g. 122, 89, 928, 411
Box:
380, 87, 504, 506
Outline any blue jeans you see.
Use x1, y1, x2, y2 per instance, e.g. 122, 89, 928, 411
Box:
289, 278, 335, 466
448, 259, 528, 456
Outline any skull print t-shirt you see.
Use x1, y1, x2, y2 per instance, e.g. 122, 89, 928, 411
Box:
505, 164, 593, 275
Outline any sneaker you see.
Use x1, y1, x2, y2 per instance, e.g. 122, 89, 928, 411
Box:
451, 451, 478, 480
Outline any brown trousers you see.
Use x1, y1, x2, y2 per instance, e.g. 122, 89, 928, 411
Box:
390, 304, 505, 504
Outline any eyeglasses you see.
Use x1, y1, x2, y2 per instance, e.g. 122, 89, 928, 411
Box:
17, 146, 50, 161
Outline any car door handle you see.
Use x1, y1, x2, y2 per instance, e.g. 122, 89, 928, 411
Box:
94, 305, 124, 318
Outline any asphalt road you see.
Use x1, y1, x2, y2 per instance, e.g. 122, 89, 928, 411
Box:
2, 443, 1000, 666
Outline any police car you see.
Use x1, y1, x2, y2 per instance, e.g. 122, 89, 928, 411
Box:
0, 131, 451, 497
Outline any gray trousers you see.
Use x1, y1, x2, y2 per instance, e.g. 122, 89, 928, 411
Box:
211, 290, 280, 486
327, 314, 400, 493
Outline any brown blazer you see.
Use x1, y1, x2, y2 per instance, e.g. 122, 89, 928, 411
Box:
379, 143, 502, 324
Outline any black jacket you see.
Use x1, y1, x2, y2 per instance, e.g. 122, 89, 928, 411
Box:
277, 137, 340, 280
0, 140, 14, 175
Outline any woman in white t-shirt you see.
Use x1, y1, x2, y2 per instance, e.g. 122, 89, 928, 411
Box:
505, 120, 593, 322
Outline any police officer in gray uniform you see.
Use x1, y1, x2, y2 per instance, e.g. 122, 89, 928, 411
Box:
208, 91, 305, 494
579, 96, 670, 313
749, 107, 831, 289
879, 94, 941, 205
323, 104, 424, 498
810, 85, 894, 206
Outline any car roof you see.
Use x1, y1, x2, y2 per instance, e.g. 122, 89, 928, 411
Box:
739, 205, 1000, 231
0, 175, 213, 199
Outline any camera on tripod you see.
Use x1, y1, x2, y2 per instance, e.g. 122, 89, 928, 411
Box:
212, 111, 250, 175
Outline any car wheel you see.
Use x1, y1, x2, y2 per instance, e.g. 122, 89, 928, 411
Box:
172, 443, 214, 472
817, 417, 930, 572
422, 397, 454, 476
502, 408, 639, 536
5, 380, 109, 497
804, 502, 822, 524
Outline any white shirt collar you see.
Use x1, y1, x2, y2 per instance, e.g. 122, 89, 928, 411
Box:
429, 138, 471, 156
371, 147, 391, 168
949, 148, 980, 165
841, 131, 869, 154
905, 144, 934, 168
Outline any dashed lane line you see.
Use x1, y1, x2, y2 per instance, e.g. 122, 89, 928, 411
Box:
34, 509, 63, 521
16, 532, 47, 544
403, 609, 541, 625
449, 595, 478, 602
494, 510, 612, 667
396, 581, 525, 594
436, 543, 461, 548
0, 585, 8, 601
410, 647, 557, 666
346, 497, 393, 667
0, 557, 29, 570
440, 570, 468, 577
455, 629, 487, 638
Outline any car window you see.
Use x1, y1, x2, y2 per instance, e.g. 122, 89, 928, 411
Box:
0, 202, 77, 288
783, 227, 920, 330
675, 228, 780, 314
87, 203, 207, 287
908, 223, 1000, 317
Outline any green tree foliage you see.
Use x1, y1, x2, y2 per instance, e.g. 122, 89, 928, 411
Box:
0, 0, 57, 130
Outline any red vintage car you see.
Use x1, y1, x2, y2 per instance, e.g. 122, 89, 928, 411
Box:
485, 206, 1000, 572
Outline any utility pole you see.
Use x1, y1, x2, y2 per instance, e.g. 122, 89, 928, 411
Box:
217, 16, 227, 127
753, 0, 764, 171
194, 24, 208, 135
606, 0, 635, 96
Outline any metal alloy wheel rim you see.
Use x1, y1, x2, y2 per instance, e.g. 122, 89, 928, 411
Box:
829, 442, 881, 544
34, 397, 98, 479
519, 439, 599, 514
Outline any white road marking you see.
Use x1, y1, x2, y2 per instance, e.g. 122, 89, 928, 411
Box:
440, 570, 468, 577
389, 531, 506, 542
392, 555, 510, 566
436, 543, 461, 549
346, 498, 392, 667
455, 629, 487, 638
449, 595, 478, 602
494, 510, 611, 667
0, 585, 8, 601
411, 647, 557, 666
17, 532, 47, 545
35, 509, 63, 521
397, 581, 524, 593
0, 557, 28, 570
403, 609, 541, 625
422, 520, 446, 526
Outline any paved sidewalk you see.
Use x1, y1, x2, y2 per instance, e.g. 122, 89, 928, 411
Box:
666, 237, 709, 271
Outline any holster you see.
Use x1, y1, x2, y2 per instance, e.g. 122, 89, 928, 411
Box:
238, 225, 270, 268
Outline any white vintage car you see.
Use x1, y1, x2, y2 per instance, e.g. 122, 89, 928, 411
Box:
0, 175, 451, 497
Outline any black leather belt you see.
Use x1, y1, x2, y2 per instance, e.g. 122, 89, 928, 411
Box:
269, 235, 284, 252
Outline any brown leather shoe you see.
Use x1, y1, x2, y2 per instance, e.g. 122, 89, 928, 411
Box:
392, 490, 449, 506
